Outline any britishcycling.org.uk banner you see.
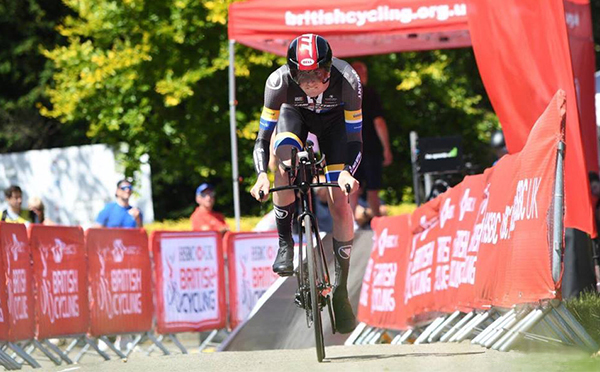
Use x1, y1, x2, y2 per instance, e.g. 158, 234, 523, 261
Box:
225, 232, 280, 329
87, 228, 153, 336
358, 90, 565, 329
151, 231, 226, 334
0, 223, 35, 342
228, 0, 471, 57
29, 225, 89, 340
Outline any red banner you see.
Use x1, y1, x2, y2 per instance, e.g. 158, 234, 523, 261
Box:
87, 228, 153, 336
29, 225, 89, 339
0, 223, 35, 342
225, 232, 280, 329
357, 215, 412, 330
358, 90, 565, 329
151, 231, 226, 334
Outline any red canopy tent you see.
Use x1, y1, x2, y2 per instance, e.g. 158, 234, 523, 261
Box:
227, 0, 598, 237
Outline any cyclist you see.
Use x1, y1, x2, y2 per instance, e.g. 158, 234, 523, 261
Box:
250, 33, 362, 334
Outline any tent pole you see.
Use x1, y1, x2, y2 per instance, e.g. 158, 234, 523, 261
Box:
229, 39, 241, 231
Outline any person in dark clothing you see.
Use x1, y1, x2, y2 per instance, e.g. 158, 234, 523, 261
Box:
350, 61, 393, 226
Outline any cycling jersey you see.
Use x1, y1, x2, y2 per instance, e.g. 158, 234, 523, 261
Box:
253, 57, 363, 180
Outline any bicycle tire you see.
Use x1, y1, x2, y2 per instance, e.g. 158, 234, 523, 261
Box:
304, 214, 325, 362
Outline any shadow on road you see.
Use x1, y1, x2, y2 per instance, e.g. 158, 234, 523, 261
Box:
326, 351, 486, 363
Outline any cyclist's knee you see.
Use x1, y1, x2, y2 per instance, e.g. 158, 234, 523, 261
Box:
274, 132, 303, 162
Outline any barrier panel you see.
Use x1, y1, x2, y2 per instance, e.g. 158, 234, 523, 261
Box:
358, 89, 564, 329
86, 228, 153, 336
29, 225, 89, 339
225, 232, 279, 329
151, 231, 226, 334
0, 223, 35, 342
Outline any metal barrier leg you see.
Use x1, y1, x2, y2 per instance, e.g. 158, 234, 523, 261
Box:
344, 322, 367, 346
491, 308, 541, 350
355, 326, 374, 345
31, 340, 62, 366
415, 316, 446, 344
0, 346, 21, 370
547, 309, 581, 347
440, 312, 473, 342
64, 338, 79, 356
8, 342, 40, 369
124, 334, 144, 357
498, 308, 548, 351
83, 337, 110, 361
199, 329, 219, 351
555, 303, 599, 352
42, 340, 73, 365
147, 332, 170, 355
428, 311, 461, 343
482, 312, 520, 348
99, 336, 127, 359
168, 334, 188, 354
452, 312, 491, 343
396, 329, 414, 344
473, 309, 513, 345
145, 334, 164, 356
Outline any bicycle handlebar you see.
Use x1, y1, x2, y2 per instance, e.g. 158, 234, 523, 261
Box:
258, 182, 352, 201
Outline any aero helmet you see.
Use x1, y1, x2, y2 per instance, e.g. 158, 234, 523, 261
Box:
287, 34, 332, 85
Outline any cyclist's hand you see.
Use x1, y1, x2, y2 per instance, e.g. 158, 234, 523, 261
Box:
251, 172, 270, 202
338, 171, 359, 196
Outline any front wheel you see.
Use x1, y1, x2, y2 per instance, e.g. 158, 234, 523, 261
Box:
304, 214, 325, 362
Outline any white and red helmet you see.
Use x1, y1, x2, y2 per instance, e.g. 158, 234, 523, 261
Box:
287, 34, 332, 84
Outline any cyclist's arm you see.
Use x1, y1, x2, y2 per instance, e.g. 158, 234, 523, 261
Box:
253, 68, 287, 175
341, 64, 363, 174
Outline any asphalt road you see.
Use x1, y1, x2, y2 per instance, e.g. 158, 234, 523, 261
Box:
42, 342, 599, 372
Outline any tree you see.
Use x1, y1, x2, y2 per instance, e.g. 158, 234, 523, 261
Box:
0, 0, 88, 152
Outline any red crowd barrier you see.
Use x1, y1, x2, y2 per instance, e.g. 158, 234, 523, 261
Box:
151, 231, 226, 334
87, 228, 153, 336
29, 225, 89, 339
0, 223, 35, 342
358, 90, 565, 329
225, 232, 279, 329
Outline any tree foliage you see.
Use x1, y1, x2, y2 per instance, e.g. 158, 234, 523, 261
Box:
0, 0, 88, 152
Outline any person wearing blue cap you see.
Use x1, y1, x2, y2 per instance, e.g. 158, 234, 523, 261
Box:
190, 183, 229, 233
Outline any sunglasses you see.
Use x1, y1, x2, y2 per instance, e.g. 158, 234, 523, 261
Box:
120, 185, 133, 191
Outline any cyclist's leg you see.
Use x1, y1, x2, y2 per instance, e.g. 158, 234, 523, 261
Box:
271, 104, 309, 276
318, 111, 357, 333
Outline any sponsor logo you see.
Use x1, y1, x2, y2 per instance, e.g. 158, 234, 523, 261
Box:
440, 198, 455, 229
274, 207, 289, 220
338, 245, 351, 260
424, 147, 458, 160
300, 58, 315, 66
9, 234, 26, 262
374, 228, 399, 257
460, 189, 476, 221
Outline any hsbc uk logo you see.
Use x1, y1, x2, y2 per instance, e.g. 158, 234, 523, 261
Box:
374, 228, 399, 257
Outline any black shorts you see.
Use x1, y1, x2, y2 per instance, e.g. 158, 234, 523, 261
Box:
354, 154, 382, 190
274, 104, 347, 182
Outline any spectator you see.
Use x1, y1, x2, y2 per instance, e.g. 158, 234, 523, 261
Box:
94, 179, 143, 228
1, 185, 30, 224
350, 61, 393, 225
28, 196, 55, 225
191, 183, 229, 233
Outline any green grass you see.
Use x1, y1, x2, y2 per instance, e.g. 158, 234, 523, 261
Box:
564, 290, 600, 346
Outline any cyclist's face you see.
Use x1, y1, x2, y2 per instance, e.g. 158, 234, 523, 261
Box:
292, 68, 330, 96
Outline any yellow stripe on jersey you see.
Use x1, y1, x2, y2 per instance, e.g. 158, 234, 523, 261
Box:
274, 132, 304, 150
344, 109, 363, 123
261, 107, 280, 121
324, 164, 345, 173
